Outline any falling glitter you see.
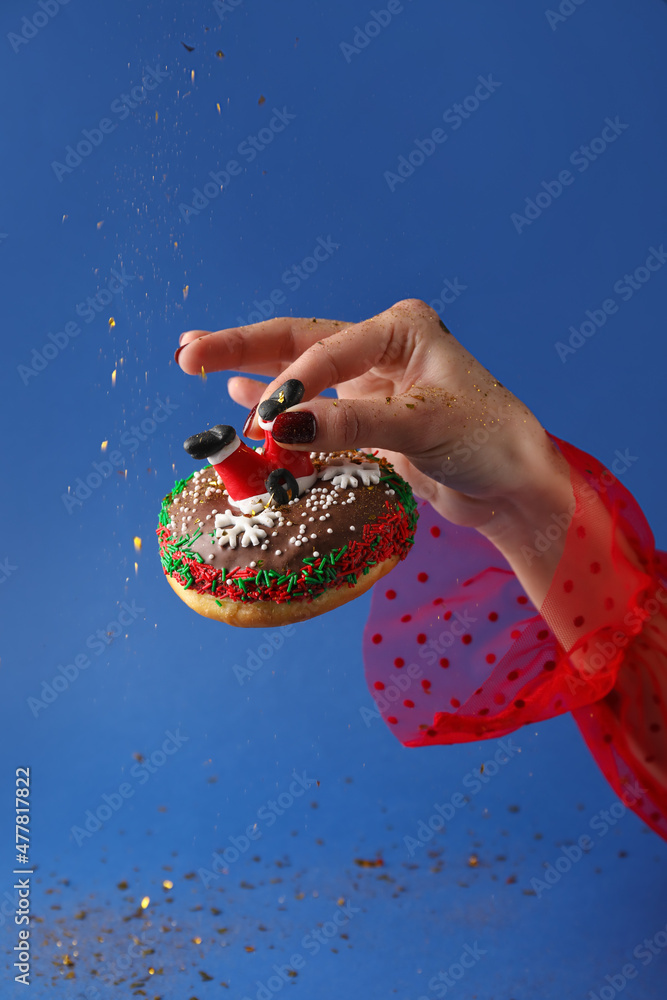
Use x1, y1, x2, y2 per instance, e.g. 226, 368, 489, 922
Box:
101, 441, 108, 452
134, 537, 142, 552
140, 896, 150, 909
108, 317, 115, 329
111, 369, 117, 386
183, 285, 189, 300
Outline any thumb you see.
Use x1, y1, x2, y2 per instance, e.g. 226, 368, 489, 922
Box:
271, 394, 440, 459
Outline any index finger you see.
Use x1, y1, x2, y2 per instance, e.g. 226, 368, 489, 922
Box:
175, 316, 351, 377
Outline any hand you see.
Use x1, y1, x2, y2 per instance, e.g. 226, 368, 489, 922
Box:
175, 299, 567, 534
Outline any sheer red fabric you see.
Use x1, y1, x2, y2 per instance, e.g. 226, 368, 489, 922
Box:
363, 432, 667, 839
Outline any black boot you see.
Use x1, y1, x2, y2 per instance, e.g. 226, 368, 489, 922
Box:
258, 379, 305, 422
183, 424, 236, 460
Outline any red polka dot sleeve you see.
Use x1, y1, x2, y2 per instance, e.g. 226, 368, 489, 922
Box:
363, 433, 667, 839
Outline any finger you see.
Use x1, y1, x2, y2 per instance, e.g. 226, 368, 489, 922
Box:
255, 299, 445, 409
175, 317, 350, 375
226, 375, 269, 410
270, 391, 449, 458
179, 328, 214, 347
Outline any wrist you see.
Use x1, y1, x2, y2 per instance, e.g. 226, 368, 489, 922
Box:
478, 434, 573, 547
475, 434, 575, 608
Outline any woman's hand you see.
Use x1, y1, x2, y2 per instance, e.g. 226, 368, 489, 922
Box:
175, 298, 568, 539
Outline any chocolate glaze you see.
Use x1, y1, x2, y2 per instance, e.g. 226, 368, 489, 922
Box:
163, 452, 408, 579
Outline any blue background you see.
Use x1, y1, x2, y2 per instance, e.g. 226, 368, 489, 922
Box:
1, 0, 666, 996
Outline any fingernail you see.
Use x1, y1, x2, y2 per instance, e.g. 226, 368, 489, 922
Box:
174, 345, 185, 364
272, 410, 317, 444
242, 404, 258, 438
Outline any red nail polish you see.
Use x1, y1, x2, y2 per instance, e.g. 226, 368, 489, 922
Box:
174, 345, 184, 364
272, 410, 317, 444
242, 404, 258, 438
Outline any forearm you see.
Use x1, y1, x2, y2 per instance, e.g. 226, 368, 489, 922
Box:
475, 431, 661, 654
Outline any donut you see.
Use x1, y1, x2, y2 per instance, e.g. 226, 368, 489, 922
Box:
156, 381, 418, 627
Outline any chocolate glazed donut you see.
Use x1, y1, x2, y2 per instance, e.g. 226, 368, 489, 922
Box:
157, 449, 419, 628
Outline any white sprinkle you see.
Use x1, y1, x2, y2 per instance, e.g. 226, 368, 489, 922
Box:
310, 533, 317, 539
319, 516, 326, 521
327, 528, 333, 533
308, 516, 315, 522
313, 551, 319, 557
271, 531, 278, 537
350, 525, 355, 531
275, 549, 282, 556
261, 543, 268, 550
212, 509, 218, 514
295, 539, 302, 546
249, 561, 256, 568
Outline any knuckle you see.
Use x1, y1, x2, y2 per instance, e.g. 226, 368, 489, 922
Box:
333, 403, 361, 449
224, 328, 248, 366
393, 297, 440, 325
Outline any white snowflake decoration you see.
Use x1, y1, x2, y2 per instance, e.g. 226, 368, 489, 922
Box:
319, 463, 381, 489
214, 509, 278, 548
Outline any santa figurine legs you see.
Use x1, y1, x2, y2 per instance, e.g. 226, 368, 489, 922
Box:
183, 380, 317, 513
